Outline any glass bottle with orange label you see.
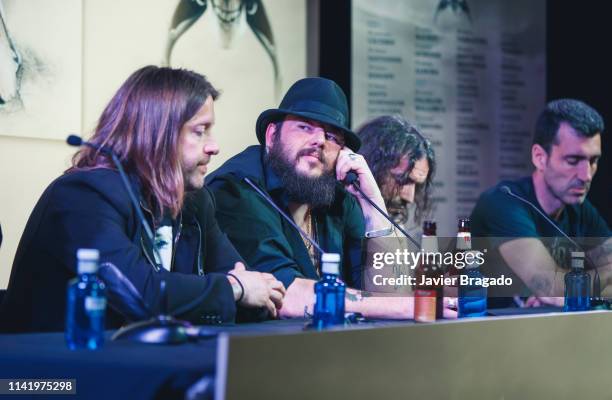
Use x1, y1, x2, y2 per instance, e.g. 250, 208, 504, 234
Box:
449, 217, 471, 276
414, 221, 443, 322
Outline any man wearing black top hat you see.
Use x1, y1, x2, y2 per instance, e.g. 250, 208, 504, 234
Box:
207, 78, 456, 319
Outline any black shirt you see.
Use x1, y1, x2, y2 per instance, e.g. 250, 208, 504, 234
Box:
470, 176, 610, 304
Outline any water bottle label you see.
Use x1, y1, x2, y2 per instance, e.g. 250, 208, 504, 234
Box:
85, 297, 106, 313
571, 258, 584, 269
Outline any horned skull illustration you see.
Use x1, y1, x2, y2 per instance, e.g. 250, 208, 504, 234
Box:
163, 0, 281, 97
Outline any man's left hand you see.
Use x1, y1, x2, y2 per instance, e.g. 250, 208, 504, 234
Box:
336, 149, 391, 232
336, 148, 383, 201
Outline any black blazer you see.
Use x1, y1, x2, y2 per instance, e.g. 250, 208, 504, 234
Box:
0, 169, 241, 332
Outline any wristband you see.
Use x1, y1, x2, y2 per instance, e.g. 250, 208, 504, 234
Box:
364, 226, 394, 238
227, 273, 245, 303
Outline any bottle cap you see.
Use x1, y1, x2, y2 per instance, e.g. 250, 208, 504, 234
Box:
321, 253, 340, 263
77, 248, 99, 261
571, 253, 585, 269
77, 248, 99, 274
423, 220, 437, 236
457, 217, 470, 231
321, 253, 340, 275
464, 250, 482, 270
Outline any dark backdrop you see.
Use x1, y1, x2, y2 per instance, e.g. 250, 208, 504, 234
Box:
317, 0, 611, 226
547, 1, 611, 225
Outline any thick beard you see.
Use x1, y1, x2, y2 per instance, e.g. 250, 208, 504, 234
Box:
265, 141, 337, 208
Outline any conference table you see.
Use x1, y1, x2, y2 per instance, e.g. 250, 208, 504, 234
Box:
1, 308, 611, 399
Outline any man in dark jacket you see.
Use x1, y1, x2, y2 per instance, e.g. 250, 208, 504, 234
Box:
208, 78, 456, 319
0, 66, 284, 332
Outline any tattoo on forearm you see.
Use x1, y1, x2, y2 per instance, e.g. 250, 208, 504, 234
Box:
346, 290, 373, 302
346, 292, 359, 302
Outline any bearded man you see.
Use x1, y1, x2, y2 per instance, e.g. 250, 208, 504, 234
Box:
207, 78, 456, 319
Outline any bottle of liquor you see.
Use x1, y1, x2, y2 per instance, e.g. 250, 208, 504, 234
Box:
313, 253, 345, 328
564, 251, 591, 312
65, 249, 107, 350
458, 250, 487, 317
414, 221, 444, 322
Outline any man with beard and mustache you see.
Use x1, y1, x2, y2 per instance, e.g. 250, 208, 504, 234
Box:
1, 66, 285, 332
356, 115, 436, 246
470, 99, 612, 307
207, 78, 457, 319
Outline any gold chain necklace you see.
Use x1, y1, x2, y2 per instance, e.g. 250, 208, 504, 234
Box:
300, 209, 313, 250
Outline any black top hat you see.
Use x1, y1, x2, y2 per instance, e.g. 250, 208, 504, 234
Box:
255, 77, 360, 151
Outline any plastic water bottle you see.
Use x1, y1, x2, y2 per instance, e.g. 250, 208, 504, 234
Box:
313, 253, 345, 328
66, 249, 107, 349
564, 251, 591, 312
458, 250, 487, 317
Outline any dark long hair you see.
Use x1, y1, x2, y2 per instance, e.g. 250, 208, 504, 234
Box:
71, 65, 219, 218
357, 115, 436, 224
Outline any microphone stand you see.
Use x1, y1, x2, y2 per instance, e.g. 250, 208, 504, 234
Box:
66, 135, 162, 272
500, 185, 605, 306
345, 173, 421, 249
244, 177, 325, 254
111, 280, 196, 344
108, 152, 160, 272
243, 177, 348, 328
67, 135, 203, 343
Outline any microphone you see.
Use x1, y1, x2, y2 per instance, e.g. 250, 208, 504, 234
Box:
344, 171, 359, 185
67, 134, 115, 156
343, 171, 421, 249
500, 185, 581, 249
68, 135, 214, 342
66, 134, 161, 272
243, 177, 325, 255
499, 185, 602, 299
66, 134, 88, 147
98, 262, 151, 321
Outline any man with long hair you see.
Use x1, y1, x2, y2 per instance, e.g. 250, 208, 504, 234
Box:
1, 66, 284, 332
356, 115, 436, 245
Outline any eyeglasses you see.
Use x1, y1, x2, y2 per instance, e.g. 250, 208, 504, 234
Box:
291, 120, 345, 147
324, 131, 345, 147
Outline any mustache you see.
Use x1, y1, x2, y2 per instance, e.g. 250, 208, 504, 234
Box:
296, 147, 324, 163
568, 180, 590, 190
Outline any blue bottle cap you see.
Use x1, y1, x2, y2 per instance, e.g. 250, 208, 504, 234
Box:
464, 250, 482, 270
